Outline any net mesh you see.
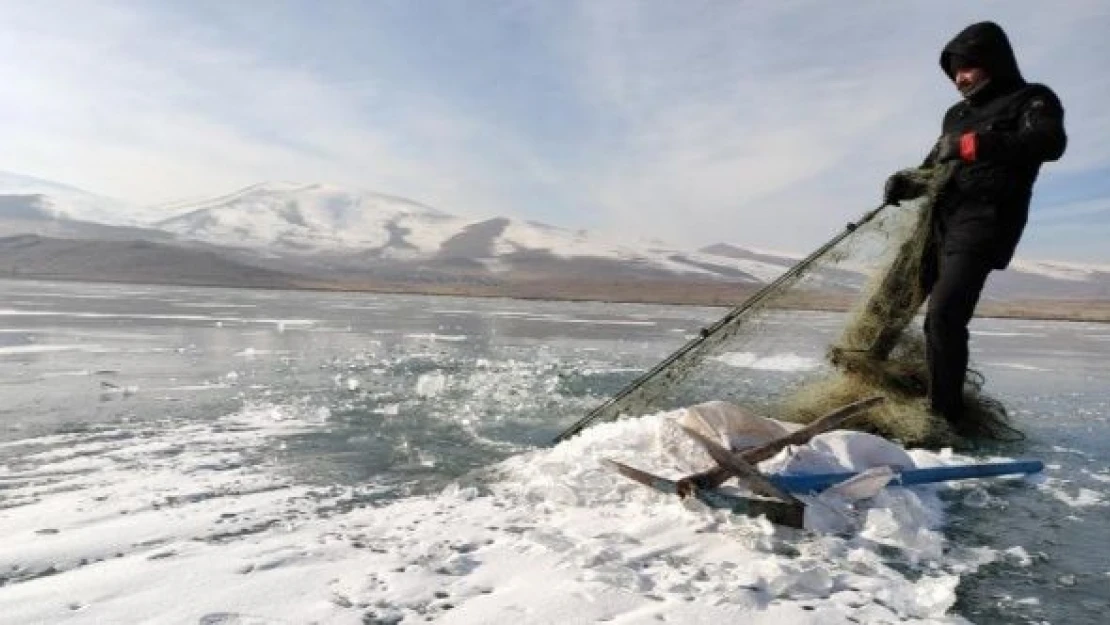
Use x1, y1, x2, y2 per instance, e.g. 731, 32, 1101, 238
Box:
561, 164, 1018, 447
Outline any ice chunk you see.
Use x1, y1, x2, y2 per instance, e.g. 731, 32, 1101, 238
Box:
877, 574, 959, 618
415, 371, 448, 397
757, 560, 834, 599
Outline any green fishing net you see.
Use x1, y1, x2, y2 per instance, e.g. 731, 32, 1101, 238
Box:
560, 164, 1017, 447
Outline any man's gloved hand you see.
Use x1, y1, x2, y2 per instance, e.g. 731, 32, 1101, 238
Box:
883, 172, 923, 205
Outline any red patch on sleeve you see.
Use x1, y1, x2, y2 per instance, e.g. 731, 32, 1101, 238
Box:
960, 132, 978, 162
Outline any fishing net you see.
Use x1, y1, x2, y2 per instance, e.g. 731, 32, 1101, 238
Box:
558, 164, 1018, 447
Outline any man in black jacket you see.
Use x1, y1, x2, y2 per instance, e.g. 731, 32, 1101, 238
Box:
883, 22, 1067, 435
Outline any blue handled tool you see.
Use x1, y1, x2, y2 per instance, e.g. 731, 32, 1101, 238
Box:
767, 459, 1044, 494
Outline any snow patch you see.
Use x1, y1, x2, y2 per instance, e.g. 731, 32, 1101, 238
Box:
1009, 258, 1110, 281
0, 344, 106, 356
415, 371, 449, 397
715, 352, 822, 372
981, 361, 1049, 372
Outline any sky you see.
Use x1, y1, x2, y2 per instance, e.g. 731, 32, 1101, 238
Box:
1, 0, 1109, 262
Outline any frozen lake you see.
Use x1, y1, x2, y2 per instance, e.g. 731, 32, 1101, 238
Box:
1, 279, 1107, 623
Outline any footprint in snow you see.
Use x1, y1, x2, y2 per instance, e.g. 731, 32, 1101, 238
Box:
197, 612, 284, 625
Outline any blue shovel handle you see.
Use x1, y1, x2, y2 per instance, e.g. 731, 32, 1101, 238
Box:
767, 459, 1044, 494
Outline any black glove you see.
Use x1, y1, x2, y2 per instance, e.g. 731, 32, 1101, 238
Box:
883, 172, 923, 205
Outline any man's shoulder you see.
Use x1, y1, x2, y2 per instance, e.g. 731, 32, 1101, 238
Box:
1020, 82, 1058, 95
1018, 83, 1063, 105
941, 99, 968, 125
1012, 83, 1065, 117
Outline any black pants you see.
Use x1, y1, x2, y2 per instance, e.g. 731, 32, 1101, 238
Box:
921, 251, 993, 424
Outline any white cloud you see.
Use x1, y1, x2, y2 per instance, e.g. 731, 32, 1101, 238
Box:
0, 1, 545, 221
0, 0, 1107, 260
557, 1, 1110, 253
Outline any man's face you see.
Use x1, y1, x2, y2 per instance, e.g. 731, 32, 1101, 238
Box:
954, 66, 989, 97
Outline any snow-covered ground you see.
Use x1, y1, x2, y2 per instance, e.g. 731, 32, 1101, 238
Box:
0, 400, 1044, 625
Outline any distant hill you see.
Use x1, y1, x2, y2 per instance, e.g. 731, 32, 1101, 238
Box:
0, 170, 152, 225
0, 234, 304, 289
2, 171, 1110, 313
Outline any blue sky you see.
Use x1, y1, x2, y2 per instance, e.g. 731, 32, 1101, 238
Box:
1, 1, 1108, 262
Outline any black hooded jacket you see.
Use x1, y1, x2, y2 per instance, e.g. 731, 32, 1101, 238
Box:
926, 22, 1067, 269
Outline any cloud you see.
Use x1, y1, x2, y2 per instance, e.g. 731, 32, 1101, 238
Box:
556, 1, 1110, 253
0, 0, 1108, 261
0, 1, 547, 219
1022, 195, 1110, 262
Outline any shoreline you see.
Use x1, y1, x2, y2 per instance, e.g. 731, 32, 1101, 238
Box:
4, 273, 1110, 324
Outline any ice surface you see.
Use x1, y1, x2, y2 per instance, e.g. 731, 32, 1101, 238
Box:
1042, 481, 1106, 508
404, 333, 469, 342
981, 361, 1049, 371
0, 309, 318, 327
3, 282, 1102, 624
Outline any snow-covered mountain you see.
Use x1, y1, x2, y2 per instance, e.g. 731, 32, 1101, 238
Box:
157, 182, 454, 255
0, 170, 144, 225
0, 173, 174, 244
155, 182, 794, 283
1007, 258, 1110, 282
3, 172, 1110, 303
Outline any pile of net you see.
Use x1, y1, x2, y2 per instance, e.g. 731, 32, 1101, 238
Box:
561, 164, 1018, 447
784, 165, 1017, 445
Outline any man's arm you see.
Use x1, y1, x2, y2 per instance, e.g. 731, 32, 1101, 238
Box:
962, 89, 1067, 164
883, 107, 956, 205
883, 143, 941, 205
